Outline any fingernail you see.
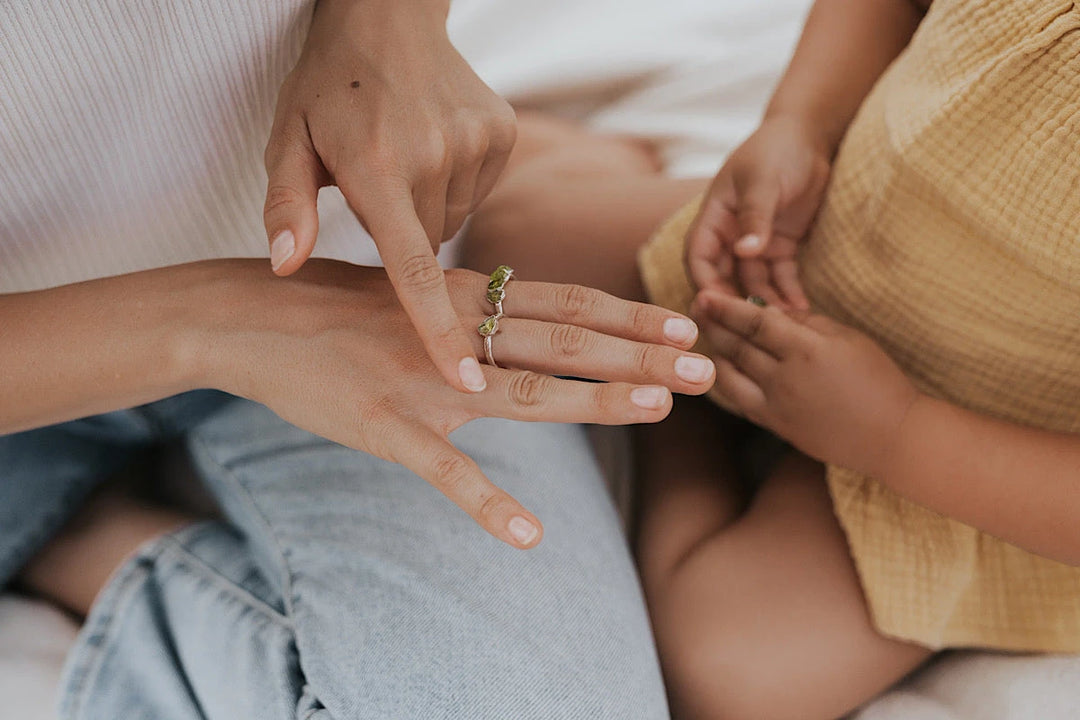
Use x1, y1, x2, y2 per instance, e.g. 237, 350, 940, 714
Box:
736, 234, 762, 252
509, 516, 539, 546
663, 317, 698, 344
270, 230, 295, 271
675, 356, 714, 384
459, 357, 487, 392
630, 386, 668, 410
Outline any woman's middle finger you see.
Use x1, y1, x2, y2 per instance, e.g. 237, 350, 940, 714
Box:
469, 317, 715, 395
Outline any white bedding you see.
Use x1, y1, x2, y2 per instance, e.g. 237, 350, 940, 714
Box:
4, 1, 1078, 718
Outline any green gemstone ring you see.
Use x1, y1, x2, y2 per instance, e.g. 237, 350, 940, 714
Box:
478, 265, 514, 367
746, 295, 767, 308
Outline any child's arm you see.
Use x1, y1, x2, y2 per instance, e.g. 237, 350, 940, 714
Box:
696, 290, 1080, 566
768, 0, 929, 160
462, 115, 707, 301
687, 0, 930, 308
887, 396, 1080, 566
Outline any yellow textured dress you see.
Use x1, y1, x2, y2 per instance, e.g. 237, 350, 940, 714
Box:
639, 0, 1080, 652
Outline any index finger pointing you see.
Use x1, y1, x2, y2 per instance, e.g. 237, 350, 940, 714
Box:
365, 187, 487, 394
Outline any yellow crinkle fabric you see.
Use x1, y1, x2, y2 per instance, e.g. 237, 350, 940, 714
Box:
639, 0, 1080, 651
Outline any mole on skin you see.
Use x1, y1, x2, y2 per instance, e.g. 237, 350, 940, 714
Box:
350, 80, 360, 88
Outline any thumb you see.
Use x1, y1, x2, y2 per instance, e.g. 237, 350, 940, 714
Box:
732, 180, 781, 258
264, 121, 323, 275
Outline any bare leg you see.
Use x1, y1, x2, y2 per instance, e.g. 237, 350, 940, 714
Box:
463, 112, 706, 300
16, 489, 195, 617
637, 430, 933, 720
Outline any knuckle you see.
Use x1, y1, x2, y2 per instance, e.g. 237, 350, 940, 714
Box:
743, 311, 766, 341
431, 451, 472, 493
476, 491, 505, 525
555, 284, 598, 322
629, 303, 654, 338
458, 115, 490, 157
263, 184, 306, 216
489, 105, 518, 154
507, 371, 549, 408
635, 345, 658, 377
550, 324, 589, 359
396, 254, 445, 295
419, 132, 452, 175
588, 383, 615, 418
356, 396, 398, 454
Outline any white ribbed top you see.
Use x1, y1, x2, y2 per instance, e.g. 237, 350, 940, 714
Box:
0, 0, 809, 294
0, 0, 373, 293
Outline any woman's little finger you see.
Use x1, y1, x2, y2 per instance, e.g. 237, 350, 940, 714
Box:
386, 419, 543, 549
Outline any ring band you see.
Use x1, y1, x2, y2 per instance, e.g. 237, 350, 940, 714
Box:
477, 265, 514, 368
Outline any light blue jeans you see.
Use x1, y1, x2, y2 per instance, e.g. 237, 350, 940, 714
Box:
0, 391, 669, 719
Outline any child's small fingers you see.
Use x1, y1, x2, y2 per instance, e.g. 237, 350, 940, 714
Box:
772, 259, 810, 311
738, 259, 785, 308
711, 357, 767, 423
686, 202, 737, 292
700, 290, 811, 357
732, 179, 780, 257
701, 318, 777, 382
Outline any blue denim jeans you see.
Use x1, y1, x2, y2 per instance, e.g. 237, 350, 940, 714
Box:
0, 391, 669, 719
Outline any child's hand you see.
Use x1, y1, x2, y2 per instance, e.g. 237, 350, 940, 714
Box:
686, 116, 831, 310
262, 0, 517, 393
692, 290, 920, 478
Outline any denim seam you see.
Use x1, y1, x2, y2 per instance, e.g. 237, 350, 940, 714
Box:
156, 535, 294, 629
188, 433, 298, 618
59, 549, 160, 720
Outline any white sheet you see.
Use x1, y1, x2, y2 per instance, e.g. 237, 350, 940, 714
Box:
5, 1, 1079, 718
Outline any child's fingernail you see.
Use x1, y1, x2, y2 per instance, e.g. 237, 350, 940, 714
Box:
736, 234, 762, 252
270, 230, 296, 271
663, 318, 698, 344
630, 386, 669, 410
459, 357, 487, 392
675, 356, 714, 384
508, 516, 539, 546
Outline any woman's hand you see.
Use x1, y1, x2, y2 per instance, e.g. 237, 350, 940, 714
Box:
263, 0, 517, 394
196, 260, 715, 549
686, 116, 831, 310
692, 290, 919, 477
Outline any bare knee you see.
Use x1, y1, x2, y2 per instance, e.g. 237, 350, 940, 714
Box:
653, 591, 833, 720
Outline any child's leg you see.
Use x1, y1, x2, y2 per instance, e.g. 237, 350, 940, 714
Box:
637, 408, 932, 720
462, 112, 706, 300
16, 488, 196, 616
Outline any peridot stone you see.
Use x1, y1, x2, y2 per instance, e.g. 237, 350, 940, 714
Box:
747, 295, 767, 308
478, 315, 500, 336
487, 288, 506, 305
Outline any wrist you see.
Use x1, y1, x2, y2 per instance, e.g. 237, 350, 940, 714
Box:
171, 260, 264, 399
872, 391, 938, 485
314, 0, 450, 36
761, 106, 840, 160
